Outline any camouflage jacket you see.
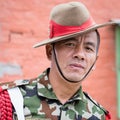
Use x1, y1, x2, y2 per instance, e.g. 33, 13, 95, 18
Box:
0, 68, 110, 120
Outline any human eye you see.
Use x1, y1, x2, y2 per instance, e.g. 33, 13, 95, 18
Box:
86, 47, 92, 51
85, 42, 96, 52
64, 42, 76, 48
85, 46, 94, 52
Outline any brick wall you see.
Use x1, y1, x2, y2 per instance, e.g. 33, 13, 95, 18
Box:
0, 0, 120, 119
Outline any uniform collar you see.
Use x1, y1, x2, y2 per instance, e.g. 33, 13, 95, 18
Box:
37, 68, 87, 103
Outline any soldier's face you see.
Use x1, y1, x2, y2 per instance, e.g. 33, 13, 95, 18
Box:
47, 31, 98, 82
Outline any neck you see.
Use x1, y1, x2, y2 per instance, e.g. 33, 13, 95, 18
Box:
49, 68, 81, 104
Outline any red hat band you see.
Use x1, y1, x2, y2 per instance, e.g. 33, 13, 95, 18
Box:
49, 16, 96, 38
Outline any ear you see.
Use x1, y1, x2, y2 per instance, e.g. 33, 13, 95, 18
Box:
46, 44, 52, 60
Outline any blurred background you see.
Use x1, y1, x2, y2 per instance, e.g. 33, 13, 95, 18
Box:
0, 0, 120, 119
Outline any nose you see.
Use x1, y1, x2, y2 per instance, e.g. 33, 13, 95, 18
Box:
72, 45, 85, 61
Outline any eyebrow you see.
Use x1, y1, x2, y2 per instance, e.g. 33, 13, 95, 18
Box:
85, 41, 96, 48
61, 37, 97, 49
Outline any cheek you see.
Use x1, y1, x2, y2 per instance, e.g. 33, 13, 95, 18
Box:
87, 54, 97, 65
56, 50, 70, 65
58, 54, 66, 64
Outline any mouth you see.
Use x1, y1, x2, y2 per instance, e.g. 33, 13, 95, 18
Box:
69, 63, 85, 70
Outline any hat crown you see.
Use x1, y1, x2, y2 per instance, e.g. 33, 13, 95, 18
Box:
50, 2, 90, 26
33, 1, 116, 48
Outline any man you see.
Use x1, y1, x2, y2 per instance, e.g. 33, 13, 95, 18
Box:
0, 1, 116, 120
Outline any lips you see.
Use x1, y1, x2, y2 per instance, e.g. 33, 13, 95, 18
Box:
69, 63, 85, 69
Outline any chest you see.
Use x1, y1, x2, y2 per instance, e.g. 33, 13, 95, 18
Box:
14, 95, 103, 120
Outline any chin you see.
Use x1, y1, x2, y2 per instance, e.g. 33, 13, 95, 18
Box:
66, 79, 83, 83
66, 76, 83, 82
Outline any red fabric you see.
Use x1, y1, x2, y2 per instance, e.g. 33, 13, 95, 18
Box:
105, 111, 111, 120
49, 17, 96, 38
0, 87, 2, 92
0, 90, 13, 120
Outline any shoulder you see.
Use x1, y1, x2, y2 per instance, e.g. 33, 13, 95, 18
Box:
83, 92, 111, 120
0, 78, 39, 92
0, 68, 48, 92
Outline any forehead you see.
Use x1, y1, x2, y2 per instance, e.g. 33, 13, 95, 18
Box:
57, 31, 98, 44
76, 31, 98, 43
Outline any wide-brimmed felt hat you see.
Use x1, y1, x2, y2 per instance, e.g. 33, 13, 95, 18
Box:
33, 1, 116, 48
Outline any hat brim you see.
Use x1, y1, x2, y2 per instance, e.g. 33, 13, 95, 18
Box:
33, 21, 116, 48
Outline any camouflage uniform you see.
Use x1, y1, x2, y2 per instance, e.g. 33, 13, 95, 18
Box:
0, 68, 110, 120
